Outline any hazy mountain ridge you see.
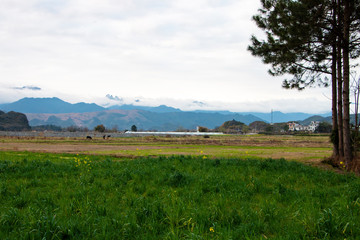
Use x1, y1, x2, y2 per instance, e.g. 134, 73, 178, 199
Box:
26, 109, 264, 131
242, 111, 331, 123
108, 104, 182, 113
298, 115, 332, 125
0, 97, 181, 114
0, 97, 332, 131
0, 97, 105, 113
196, 111, 332, 123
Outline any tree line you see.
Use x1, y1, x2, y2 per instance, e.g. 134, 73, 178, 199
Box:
198, 119, 332, 134
248, 0, 360, 171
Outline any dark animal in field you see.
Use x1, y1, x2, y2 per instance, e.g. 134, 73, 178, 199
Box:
103, 135, 106, 139
107, 135, 111, 138
86, 136, 92, 140
103, 135, 111, 139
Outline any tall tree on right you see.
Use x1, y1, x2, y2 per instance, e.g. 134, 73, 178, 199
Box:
248, 0, 360, 169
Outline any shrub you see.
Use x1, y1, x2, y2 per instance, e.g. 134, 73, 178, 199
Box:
94, 124, 106, 133
131, 125, 137, 132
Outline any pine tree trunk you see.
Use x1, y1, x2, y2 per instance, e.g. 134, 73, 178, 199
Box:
337, 0, 344, 159
332, 0, 339, 158
342, 0, 352, 164
337, 40, 344, 158
332, 48, 339, 157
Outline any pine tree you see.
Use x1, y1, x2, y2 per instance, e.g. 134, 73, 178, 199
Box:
249, 0, 360, 169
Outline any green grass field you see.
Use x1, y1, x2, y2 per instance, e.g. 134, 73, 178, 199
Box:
0, 151, 359, 239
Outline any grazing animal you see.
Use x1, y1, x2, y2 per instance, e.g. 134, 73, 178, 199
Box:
107, 135, 111, 138
86, 136, 92, 140
103, 135, 106, 139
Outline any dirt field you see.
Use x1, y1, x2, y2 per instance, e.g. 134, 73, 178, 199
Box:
0, 134, 332, 163
0, 134, 347, 174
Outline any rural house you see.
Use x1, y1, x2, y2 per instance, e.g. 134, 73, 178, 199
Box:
288, 121, 319, 132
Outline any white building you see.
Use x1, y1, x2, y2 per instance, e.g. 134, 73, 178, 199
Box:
308, 121, 320, 132
288, 121, 320, 132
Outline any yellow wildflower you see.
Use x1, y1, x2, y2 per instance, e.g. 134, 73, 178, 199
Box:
209, 227, 214, 232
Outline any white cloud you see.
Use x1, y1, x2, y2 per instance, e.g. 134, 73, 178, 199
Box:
13, 85, 41, 91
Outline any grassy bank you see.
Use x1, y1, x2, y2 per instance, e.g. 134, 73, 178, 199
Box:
0, 151, 359, 239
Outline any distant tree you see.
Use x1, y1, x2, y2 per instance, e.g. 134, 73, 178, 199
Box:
351, 73, 360, 131
275, 123, 292, 133
198, 126, 209, 132
316, 122, 333, 133
66, 125, 78, 132
65, 125, 89, 132
111, 125, 118, 132
131, 125, 137, 132
242, 125, 250, 134
94, 124, 106, 133
265, 125, 274, 134
32, 125, 62, 132
249, 121, 270, 133
176, 126, 188, 132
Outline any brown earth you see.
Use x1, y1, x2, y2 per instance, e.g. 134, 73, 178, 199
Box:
0, 134, 331, 153
0, 142, 168, 154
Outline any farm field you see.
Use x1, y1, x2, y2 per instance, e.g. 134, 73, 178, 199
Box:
0, 134, 332, 165
1, 134, 359, 239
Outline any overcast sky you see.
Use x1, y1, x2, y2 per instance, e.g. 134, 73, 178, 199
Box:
0, 0, 334, 113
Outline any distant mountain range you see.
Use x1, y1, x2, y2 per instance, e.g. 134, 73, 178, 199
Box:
25, 110, 263, 131
0, 97, 332, 131
242, 111, 331, 123
298, 115, 332, 125
0, 97, 105, 113
108, 104, 182, 113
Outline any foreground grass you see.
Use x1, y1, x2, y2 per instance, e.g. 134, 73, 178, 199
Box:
0, 152, 359, 239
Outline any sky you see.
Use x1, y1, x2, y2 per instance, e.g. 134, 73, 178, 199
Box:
0, 0, 335, 113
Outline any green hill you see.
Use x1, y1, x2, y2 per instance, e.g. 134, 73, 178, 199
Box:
215, 119, 247, 133
0, 111, 31, 131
